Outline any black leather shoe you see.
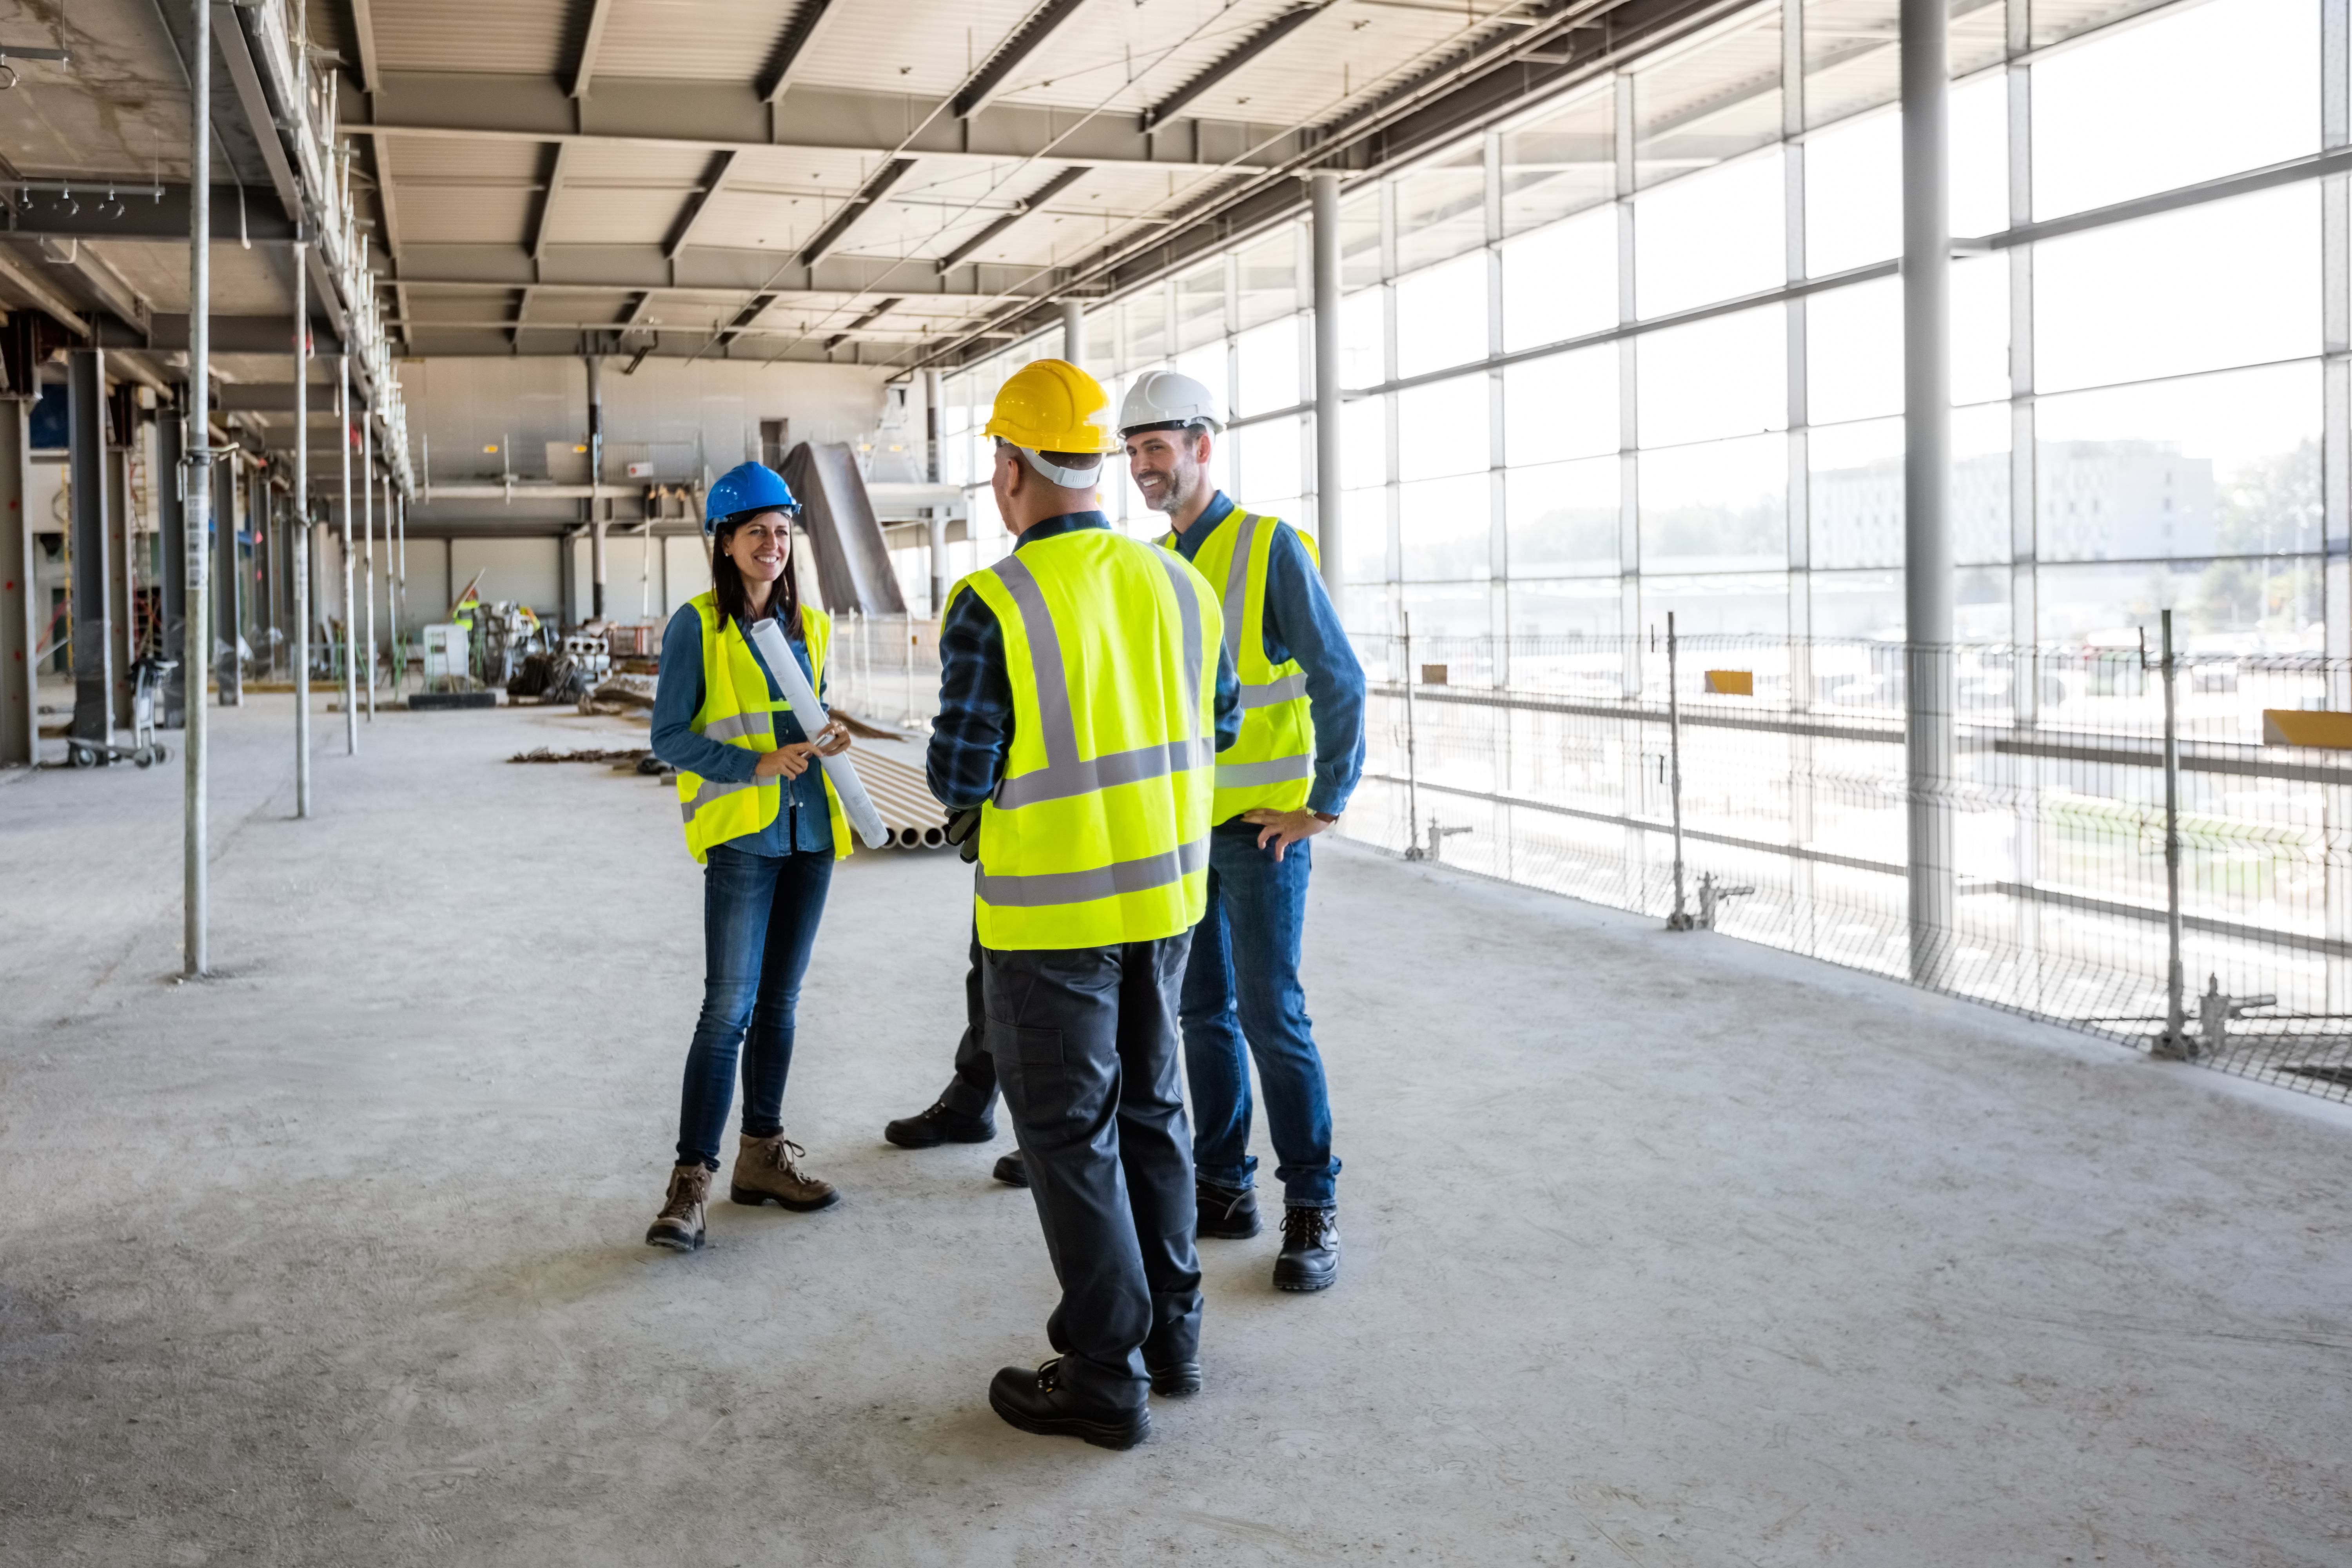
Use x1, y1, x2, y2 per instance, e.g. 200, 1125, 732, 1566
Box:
1273, 1205, 1340, 1292
1146, 1359, 1203, 1397
1196, 1180, 1260, 1239
992, 1152, 1030, 1187
884, 1100, 994, 1149
988, 1360, 1151, 1450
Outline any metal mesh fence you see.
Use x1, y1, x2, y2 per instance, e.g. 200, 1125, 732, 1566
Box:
1343, 622, 2352, 1105
826, 604, 2352, 1105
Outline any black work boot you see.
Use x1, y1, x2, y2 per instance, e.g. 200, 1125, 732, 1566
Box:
1196, 1179, 1260, 1240
988, 1359, 1151, 1450
1143, 1323, 1202, 1397
992, 1152, 1030, 1188
884, 1100, 994, 1149
1273, 1205, 1340, 1292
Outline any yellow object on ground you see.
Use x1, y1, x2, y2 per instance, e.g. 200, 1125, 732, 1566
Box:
1705, 670, 1753, 696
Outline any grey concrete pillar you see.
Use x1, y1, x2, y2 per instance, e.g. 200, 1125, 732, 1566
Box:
157, 391, 187, 725
1312, 171, 1343, 599
1903, 0, 1955, 988
0, 396, 30, 765
1061, 299, 1083, 365
67, 349, 113, 749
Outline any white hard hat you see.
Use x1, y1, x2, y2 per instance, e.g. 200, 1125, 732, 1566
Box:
1119, 368, 1223, 436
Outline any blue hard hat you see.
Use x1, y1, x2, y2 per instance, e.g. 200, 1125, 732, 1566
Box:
704, 461, 799, 535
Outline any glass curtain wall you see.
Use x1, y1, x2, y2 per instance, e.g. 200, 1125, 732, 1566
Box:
936, 0, 2337, 666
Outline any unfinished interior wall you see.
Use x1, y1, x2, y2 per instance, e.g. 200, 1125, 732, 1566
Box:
450, 539, 561, 617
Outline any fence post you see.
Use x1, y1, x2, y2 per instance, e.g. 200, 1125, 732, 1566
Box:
2154, 608, 2194, 1058
1402, 611, 1423, 860
1666, 611, 1693, 930
1402, 611, 1421, 860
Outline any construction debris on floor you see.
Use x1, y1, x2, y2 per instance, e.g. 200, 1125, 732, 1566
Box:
507, 747, 653, 765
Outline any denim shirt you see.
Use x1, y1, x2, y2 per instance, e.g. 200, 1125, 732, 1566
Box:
1167, 492, 1367, 817
927, 511, 1243, 813
650, 604, 835, 856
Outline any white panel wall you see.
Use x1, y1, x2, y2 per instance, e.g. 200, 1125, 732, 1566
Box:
450, 538, 561, 616
664, 535, 710, 619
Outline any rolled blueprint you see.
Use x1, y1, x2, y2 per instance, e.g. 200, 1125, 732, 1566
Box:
747, 619, 893, 850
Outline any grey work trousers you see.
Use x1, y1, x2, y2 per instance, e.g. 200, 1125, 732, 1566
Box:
939, 926, 998, 1119
983, 935, 1203, 1410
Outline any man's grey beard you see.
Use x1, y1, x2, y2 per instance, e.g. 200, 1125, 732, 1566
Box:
1148, 466, 1204, 516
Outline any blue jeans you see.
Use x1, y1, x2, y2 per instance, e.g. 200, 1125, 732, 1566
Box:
1180, 817, 1339, 1207
675, 843, 834, 1168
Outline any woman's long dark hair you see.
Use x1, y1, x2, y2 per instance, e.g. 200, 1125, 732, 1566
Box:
710, 510, 802, 640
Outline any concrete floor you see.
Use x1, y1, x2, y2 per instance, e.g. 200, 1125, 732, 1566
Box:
3, 696, 2350, 1567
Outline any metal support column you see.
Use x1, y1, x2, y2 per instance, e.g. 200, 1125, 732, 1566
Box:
1903, 0, 1956, 989
2323, 0, 2351, 1009
1312, 171, 1343, 601
292, 240, 310, 815
924, 365, 946, 615
361, 425, 374, 720
158, 390, 187, 726
339, 353, 356, 753
394, 483, 405, 690
0, 395, 29, 765
216, 448, 241, 705
67, 349, 113, 751
2006, 1, 2045, 996
1061, 299, 1084, 366
107, 434, 134, 726
587, 354, 604, 621
184, 0, 212, 977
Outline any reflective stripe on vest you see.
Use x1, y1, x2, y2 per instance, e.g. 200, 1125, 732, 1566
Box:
1165, 509, 1318, 822
672, 595, 855, 865
960, 529, 1220, 949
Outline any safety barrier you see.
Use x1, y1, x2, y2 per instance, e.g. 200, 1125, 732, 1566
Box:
1346, 623, 2352, 1106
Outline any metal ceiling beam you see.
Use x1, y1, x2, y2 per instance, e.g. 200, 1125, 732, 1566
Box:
664, 150, 739, 261
347, 0, 382, 94
824, 295, 901, 350
924, 0, 1742, 366
0, 185, 296, 243
953, 0, 1095, 119
529, 143, 573, 273
395, 243, 1064, 297
0, 248, 89, 334
760, 0, 851, 102
347, 74, 1294, 173
570, 0, 619, 98
797, 158, 916, 267
1143, 2, 1331, 130
934, 164, 1090, 272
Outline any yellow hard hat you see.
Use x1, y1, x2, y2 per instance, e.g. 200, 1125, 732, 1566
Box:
983, 358, 1120, 459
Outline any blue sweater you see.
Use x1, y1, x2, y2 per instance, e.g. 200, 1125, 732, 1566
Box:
650, 605, 834, 855
1165, 492, 1366, 817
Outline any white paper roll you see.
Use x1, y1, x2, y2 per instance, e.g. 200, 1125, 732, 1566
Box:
746, 619, 893, 850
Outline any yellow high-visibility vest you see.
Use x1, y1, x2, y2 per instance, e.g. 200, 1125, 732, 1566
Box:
674, 593, 853, 865
1163, 510, 1318, 822
955, 527, 1223, 950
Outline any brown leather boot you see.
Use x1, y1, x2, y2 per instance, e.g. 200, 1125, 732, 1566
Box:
645, 1164, 710, 1252
729, 1133, 840, 1211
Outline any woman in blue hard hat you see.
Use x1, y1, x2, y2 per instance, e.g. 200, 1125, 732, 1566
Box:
643, 460, 858, 1252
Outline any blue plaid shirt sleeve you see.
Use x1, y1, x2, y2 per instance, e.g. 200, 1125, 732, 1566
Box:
926, 586, 1013, 812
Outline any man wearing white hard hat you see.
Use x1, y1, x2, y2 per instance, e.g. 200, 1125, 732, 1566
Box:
1121, 367, 1366, 1294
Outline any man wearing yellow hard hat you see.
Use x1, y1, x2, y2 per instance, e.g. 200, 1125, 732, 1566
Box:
926, 357, 1241, 1450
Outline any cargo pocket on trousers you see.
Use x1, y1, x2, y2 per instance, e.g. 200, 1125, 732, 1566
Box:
989, 1017, 1069, 1123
